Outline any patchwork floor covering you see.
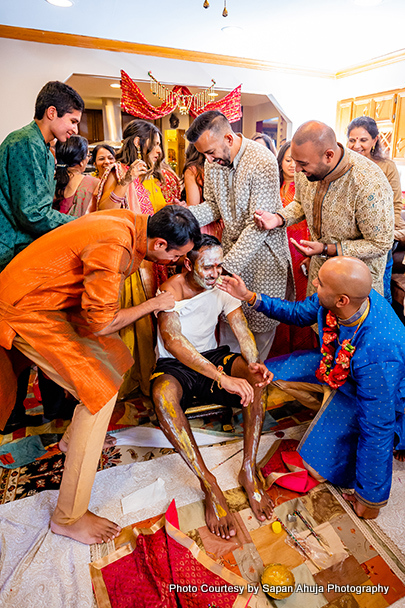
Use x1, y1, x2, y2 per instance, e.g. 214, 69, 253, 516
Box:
1, 382, 405, 608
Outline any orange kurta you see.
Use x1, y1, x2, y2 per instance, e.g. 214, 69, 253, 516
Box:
0, 210, 148, 429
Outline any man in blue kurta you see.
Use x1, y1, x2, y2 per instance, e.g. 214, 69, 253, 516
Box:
219, 257, 405, 519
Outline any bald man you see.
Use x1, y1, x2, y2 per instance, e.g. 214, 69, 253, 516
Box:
219, 257, 405, 519
254, 120, 394, 297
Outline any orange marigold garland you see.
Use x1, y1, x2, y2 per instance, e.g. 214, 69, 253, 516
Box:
315, 311, 356, 390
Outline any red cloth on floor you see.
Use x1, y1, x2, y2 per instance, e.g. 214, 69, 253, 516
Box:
91, 501, 249, 608
260, 439, 319, 493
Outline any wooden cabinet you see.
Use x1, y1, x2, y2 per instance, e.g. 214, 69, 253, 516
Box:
394, 92, 405, 160
336, 101, 353, 142
78, 109, 104, 144
336, 88, 405, 162
353, 98, 374, 119
373, 92, 396, 123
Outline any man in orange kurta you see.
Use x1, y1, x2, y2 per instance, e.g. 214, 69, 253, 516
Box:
0, 206, 199, 545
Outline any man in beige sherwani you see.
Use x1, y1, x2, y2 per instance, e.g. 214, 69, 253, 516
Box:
254, 121, 394, 296
186, 111, 293, 361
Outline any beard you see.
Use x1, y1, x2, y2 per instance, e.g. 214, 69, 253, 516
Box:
193, 271, 217, 290
213, 145, 232, 167
305, 164, 331, 182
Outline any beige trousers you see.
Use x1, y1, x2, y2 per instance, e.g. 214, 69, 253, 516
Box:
13, 336, 118, 525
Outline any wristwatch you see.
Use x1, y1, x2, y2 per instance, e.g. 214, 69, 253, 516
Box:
320, 243, 328, 258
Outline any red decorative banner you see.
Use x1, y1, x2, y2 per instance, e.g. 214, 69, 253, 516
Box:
120, 70, 242, 123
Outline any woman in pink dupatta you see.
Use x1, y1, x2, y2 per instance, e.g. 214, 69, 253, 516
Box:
268, 141, 316, 357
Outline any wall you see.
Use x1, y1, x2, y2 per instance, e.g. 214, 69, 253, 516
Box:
0, 37, 338, 144
2, 36, 404, 148
336, 59, 405, 101
242, 101, 279, 142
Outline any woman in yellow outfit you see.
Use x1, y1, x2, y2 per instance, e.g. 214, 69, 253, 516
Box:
96, 119, 179, 399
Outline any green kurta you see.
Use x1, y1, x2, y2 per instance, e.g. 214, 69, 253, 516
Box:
0, 121, 73, 271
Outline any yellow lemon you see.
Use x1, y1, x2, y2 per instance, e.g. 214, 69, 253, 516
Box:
261, 563, 295, 599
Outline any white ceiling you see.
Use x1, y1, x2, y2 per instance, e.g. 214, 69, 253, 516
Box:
1, 0, 404, 72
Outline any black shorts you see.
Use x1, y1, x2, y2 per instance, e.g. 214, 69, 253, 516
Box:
150, 345, 242, 411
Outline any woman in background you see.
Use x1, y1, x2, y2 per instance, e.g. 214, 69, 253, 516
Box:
268, 141, 315, 357
182, 143, 223, 240
155, 150, 182, 206
347, 116, 405, 303
278, 141, 310, 302
252, 132, 277, 156
90, 143, 116, 179
98, 119, 180, 213
54, 135, 99, 217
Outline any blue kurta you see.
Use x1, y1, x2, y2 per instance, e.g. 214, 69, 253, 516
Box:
257, 289, 405, 508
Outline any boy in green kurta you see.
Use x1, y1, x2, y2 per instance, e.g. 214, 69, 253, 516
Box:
0, 80, 84, 271
0, 81, 84, 431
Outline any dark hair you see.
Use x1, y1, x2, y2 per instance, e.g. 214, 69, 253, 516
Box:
147, 205, 201, 250
116, 119, 164, 183
90, 143, 116, 168
182, 142, 205, 185
185, 111, 231, 144
252, 132, 277, 156
34, 81, 84, 120
277, 140, 292, 187
188, 234, 221, 263
54, 135, 88, 206
346, 116, 385, 160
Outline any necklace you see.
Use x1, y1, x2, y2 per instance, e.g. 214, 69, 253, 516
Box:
315, 300, 370, 390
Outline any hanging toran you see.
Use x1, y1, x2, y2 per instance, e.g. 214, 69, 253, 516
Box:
149, 72, 217, 115
120, 70, 242, 123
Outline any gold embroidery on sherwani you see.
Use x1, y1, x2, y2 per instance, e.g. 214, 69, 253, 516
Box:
312, 144, 354, 240
281, 146, 394, 296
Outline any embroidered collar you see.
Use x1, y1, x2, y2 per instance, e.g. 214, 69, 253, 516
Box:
312, 144, 354, 240
337, 298, 370, 327
230, 134, 247, 172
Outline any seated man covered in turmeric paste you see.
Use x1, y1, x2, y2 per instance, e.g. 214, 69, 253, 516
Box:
0, 205, 200, 545
150, 234, 273, 540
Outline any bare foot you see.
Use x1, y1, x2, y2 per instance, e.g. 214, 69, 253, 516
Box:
59, 433, 116, 454
394, 450, 405, 462
103, 434, 117, 449
239, 468, 273, 522
50, 510, 121, 544
58, 436, 68, 453
201, 478, 237, 540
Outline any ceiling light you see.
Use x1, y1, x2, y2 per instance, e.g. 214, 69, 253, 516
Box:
221, 26, 243, 33
46, 0, 73, 6
353, 0, 383, 6
110, 83, 121, 89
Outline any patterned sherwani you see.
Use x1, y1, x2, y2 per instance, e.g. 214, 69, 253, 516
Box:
280, 146, 394, 296
190, 136, 292, 333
